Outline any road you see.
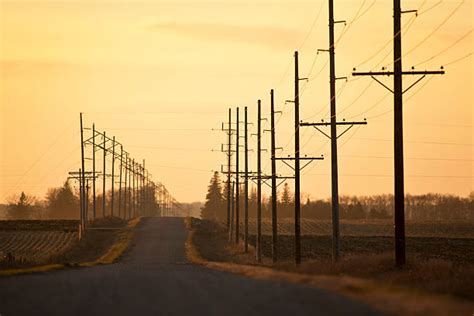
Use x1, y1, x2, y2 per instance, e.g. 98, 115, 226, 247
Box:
0, 217, 380, 316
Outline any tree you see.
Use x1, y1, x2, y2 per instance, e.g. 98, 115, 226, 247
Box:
46, 181, 79, 219
6, 192, 40, 219
279, 183, 293, 218
201, 172, 225, 220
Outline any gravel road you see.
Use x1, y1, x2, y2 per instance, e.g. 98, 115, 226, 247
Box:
0, 217, 380, 316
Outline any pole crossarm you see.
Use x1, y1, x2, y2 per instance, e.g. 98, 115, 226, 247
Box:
300, 121, 367, 139
352, 70, 445, 94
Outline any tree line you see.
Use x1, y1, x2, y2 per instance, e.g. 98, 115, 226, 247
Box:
3, 179, 162, 220
201, 172, 474, 221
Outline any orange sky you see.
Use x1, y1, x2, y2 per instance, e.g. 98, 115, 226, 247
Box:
0, 0, 472, 203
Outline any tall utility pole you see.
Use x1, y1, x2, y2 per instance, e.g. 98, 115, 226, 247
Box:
301, 1, 367, 261
118, 145, 123, 219
128, 158, 132, 219
256, 100, 262, 263
279, 51, 324, 264
244, 106, 249, 252
143, 160, 146, 215
79, 113, 86, 228
92, 124, 96, 220
294, 52, 302, 264
123, 154, 128, 219
328, 0, 340, 262
235, 107, 240, 243
353, 0, 444, 267
227, 109, 232, 229
270, 89, 278, 263
102, 132, 107, 218
111, 136, 116, 217
228, 181, 235, 242
132, 160, 135, 218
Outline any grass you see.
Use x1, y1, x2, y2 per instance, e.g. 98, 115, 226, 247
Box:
186, 217, 474, 316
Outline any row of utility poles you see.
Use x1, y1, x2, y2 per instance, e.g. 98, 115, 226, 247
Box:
218, 0, 444, 267
72, 113, 178, 231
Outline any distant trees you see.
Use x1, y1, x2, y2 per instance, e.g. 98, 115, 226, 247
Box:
6, 192, 43, 219
201, 172, 225, 220
45, 181, 79, 219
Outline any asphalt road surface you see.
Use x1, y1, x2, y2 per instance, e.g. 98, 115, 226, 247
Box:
0, 217, 380, 316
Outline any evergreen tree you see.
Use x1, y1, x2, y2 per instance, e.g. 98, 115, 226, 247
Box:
7, 192, 39, 219
201, 171, 225, 220
46, 180, 79, 219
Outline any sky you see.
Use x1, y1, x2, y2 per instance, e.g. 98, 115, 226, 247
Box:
0, 0, 472, 204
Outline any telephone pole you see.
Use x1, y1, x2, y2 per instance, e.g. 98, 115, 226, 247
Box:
244, 106, 249, 252
79, 113, 86, 229
118, 145, 123, 219
102, 132, 107, 218
279, 51, 324, 264
256, 99, 262, 263
352, 0, 444, 267
300, 1, 367, 261
270, 89, 278, 263
227, 109, 232, 229
111, 136, 116, 217
235, 107, 240, 243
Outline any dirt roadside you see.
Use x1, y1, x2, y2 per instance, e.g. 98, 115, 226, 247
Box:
185, 217, 474, 316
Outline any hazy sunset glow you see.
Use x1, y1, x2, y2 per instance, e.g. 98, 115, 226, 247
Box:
1, 0, 472, 203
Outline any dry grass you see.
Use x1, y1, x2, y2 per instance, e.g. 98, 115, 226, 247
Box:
186, 217, 474, 316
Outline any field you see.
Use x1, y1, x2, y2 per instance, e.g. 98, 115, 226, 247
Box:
245, 218, 474, 238
193, 218, 474, 301
0, 220, 79, 264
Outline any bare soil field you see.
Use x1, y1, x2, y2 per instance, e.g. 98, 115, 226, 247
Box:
0, 218, 127, 269
194, 218, 474, 301
246, 218, 474, 238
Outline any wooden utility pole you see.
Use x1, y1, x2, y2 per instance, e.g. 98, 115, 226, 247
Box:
228, 181, 235, 242
294, 52, 302, 264
301, 4, 367, 260
111, 136, 116, 217
256, 99, 262, 263
352, 0, 444, 267
244, 106, 249, 252
102, 132, 107, 218
132, 159, 135, 218
123, 154, 128, 219
92, 124, 96, 220
328, 0, 340, 261
78, 168, 84, 229
79, 113, 86, 229
270, 89, 278, 263
235, 107, 240, 243
118, 145, 123, 218
227, 109, 232, 229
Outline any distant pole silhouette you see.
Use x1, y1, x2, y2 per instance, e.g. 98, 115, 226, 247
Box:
229, 181, 235, 242
227, 109, 232, 230
256, 99, 262, 263
270, 89, 278, 263
235, 107, 240, 244
79, 113, 86, 229
123, 154, 128, 219
111, 136, 116, 217
92, 124, 96, 220
244, 106, 249, 252
118, 145, 123, 219
102, 132, 107, 218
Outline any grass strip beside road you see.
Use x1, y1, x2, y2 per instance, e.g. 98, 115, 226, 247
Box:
184, 217, 474, 316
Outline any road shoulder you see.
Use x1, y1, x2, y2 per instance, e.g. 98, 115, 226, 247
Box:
184, 217, 474, 316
